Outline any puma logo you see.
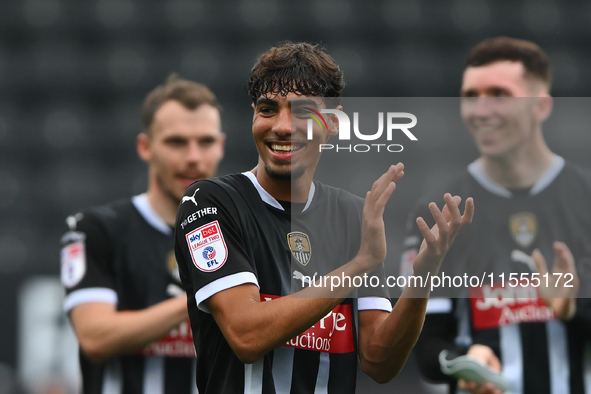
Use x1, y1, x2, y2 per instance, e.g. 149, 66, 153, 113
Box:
181, 188, 200, 206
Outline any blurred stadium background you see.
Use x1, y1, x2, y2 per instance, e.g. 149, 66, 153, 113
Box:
1, 0, 591, 392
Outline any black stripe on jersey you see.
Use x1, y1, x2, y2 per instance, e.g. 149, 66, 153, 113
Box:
521, 323, 550, 394
80, 350, 105, 394
328, 353, 357, 393
567, 323, 586, 394
122, 356, 143, 393
165, 357, 194, 392
290, 349, 320, 393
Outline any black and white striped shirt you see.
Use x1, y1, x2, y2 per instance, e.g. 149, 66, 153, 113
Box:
175, 172, 391, 394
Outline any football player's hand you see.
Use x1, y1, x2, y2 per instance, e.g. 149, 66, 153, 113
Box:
358, 163, 404, 270
413, 194, 474, 277
532, 241, 579, 321
458, 345, 503, 394
459, 379, 504, 394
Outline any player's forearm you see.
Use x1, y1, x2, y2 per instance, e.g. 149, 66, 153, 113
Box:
212, 291, 343, 364
72, 296, 188, 363
210, 255, 381, 364
358, 296, 428, 383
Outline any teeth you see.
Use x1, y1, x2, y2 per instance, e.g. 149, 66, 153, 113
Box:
271, 144, 302, 152
475, 125, 498, 133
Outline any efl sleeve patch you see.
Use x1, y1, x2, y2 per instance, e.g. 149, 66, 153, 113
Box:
186, 220, 228, 272
60, 240, 86, 288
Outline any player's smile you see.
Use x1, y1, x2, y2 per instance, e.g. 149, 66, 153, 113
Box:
252, 92, 335, 184
460, 61, 548, 159
469, 120, 506, 142
265, 140, 306, 160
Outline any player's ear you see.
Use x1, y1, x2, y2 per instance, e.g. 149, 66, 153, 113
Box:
137, 132, 152, 162
535, 95, 552, 122
326, 104, 342, 138
217, 132, 226, 160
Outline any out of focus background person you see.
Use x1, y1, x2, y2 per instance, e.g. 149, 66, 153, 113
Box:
2, 1, 591, 393
404, 36, 591, 394
60, 75, 223, 393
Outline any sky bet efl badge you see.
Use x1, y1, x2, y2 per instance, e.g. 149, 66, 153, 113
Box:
288, 232, 311, 266
186, 220, 227, 272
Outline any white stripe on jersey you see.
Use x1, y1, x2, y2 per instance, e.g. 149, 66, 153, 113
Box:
64, 287, 117, 312
244, 359, 264, 394
143, 356, 164, 394
547, 320, 569, 394
195, 272, 259, 313
103, 358, 122, 394
358, 297, 392, 312
454, 299, 471, 348
426, 298, 452, 314
192, 358, 199, 394
500, 324, 522, 394
271, 347, 294, 392
585, 341, 591, 394
314, 352, 330, 393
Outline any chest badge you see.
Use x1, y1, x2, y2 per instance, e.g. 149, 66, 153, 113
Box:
509, 212, 538, 248
288, 232, 312, 266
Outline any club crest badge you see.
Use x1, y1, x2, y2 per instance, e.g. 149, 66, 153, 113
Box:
509, 212, 538, 248
288, 232, 312, 266
186, 220, 227, 272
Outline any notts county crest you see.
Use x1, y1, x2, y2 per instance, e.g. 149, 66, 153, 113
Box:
509, 212, 538, 248
288, 232, 312, 266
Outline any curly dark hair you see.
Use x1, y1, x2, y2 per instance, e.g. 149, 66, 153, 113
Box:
247, 42, 345, 107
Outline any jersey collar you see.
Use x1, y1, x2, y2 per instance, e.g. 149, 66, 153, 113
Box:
468, 154, 565, 198
132, 193, 172, 235
242, 171, 316, 213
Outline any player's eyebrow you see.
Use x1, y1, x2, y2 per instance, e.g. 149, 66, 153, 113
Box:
291, 98, 320, 108
255, 98, 278, 107
460, 88, 475, 97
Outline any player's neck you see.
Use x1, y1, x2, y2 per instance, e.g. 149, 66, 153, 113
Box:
145, 187, 178, 226
252, 165, 312, 203
480, 139, 554, 189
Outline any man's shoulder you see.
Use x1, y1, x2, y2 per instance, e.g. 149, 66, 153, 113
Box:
183, 174, 257, 209
554, 161, 591, 212
189, 173, 250, 195
69, 197, 134, 229
89, 197, 135, 218
561, 161, 591, 189
313, 181, 364, 208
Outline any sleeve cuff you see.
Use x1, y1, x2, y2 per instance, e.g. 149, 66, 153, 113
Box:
63, 287, 118, 313
195, 272, 259, 313
358, 297, 392, 312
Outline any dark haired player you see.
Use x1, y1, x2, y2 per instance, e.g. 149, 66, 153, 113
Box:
174, 42, 474, 394
403, 37, 591, 393
60, 75, 225, 393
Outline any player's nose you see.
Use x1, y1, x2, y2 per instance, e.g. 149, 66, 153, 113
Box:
186, 141, 202, 163
272, 108, 294, 136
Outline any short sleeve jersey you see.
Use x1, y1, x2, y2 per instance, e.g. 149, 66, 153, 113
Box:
401, 156, 591, 394
174, 172, 391, 394
60, 194, 197, 394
